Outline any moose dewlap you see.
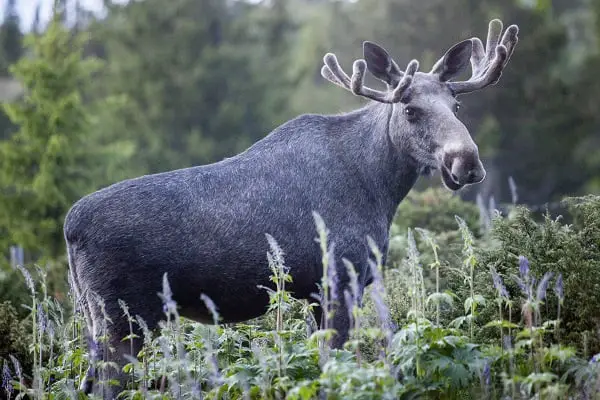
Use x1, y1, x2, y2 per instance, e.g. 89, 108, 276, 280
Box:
64, 18, 519, 398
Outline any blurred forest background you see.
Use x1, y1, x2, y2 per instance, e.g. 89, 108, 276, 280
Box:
0, 0, 598, 302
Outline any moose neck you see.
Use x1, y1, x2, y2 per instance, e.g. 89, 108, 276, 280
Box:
335, 102, 420, 224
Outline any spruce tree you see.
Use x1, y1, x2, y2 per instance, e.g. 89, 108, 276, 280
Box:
0, 0, 23, 139
0, 14, 132, 270
0, 0, 22, 75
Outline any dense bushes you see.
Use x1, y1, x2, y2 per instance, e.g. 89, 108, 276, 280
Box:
0, 301, 30, 377
1, 191, 599, 399
480, 196, 600, 354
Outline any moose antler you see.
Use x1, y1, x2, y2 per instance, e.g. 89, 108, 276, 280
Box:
321, 53, 419, 104
448, 19, 519, 95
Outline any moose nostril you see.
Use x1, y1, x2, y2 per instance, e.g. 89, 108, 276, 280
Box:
466, 169, 484, 183
451, 172, 459, 182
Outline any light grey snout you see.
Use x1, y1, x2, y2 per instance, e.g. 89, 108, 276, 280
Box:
440, 143, 486, 189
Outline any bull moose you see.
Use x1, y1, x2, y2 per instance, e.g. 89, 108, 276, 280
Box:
64, 18, 519, 397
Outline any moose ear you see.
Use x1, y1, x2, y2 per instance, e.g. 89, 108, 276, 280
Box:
431, 39, 473, 82
363, 41, 402, 86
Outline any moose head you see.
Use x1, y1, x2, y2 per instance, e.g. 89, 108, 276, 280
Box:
321, 19, 519, 191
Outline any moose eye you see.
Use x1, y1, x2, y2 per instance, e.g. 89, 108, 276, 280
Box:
453, 103, 461, 114
404, 106, 419, 121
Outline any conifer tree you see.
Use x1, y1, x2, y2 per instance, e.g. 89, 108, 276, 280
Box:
0, 13, 133, 268
0, 0, 23, 139
94, 0, 283, 173
0, 0, 22, 75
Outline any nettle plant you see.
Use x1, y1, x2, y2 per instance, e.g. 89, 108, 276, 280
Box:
4, 207, 600, 399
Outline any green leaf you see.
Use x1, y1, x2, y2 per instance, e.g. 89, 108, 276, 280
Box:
484, 320, 520, 329
426, 292, 454, 308
464, 295, 486, 314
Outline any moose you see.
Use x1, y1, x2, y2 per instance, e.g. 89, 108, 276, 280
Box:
64, 19, 518, 397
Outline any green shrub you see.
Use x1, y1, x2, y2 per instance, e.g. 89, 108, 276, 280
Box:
479, 195, 600, 354
392, 188, 481, 236
385, 189, 488, 330
3, 193, 599, 399
388, 188, 483, 276
0, 266, 32, 320
0, 301, 30, 374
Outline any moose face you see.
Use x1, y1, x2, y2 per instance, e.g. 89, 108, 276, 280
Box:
388, 71, 485, 191
321, 19, 519, 191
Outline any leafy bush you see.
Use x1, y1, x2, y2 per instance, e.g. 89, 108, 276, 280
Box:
0, 301, 30, 377
392, 188, 481, 236
387, 189, 484, 289
479, 195, 600, 354
2, 194, 600, 400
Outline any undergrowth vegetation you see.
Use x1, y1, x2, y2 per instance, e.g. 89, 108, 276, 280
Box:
1, 190, 600, 399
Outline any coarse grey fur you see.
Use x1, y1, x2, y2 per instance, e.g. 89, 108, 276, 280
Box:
64, 19, 518, 398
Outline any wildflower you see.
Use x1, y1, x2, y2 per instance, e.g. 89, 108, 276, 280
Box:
508, 176, 518, 204
513, 275, 529, 297
88, 336, 100, 360
37, 303, 47, 333
118, 299, 130, 317
200, 294, 220, 325
47, 321, 55, 342
482, 361, 491, 388
8, 356, 21, 383
489, 195, 497, 214
343, 259, 360, 307
266, 233, 285, 268
159, 273, 177, 316
16, 265, 35, 294
503, 335, 513, 350
476, 194, 491, 232
344, 289, 355, 326
555, 273, 564, 303
1, 362, 12, 393
590, 353, 600, 365
536, 272, 554, 302
368, 259, 393, 340
136, 315, 153, 346
327, 244, 338, 304
518, 256, 530, 280
158, 337, 173, 365
490, 267, 509, 299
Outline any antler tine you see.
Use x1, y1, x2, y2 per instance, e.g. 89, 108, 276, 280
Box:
501, 23, 519, 63
485, 19, 504, 59
323, 53, 352, 89
321, 65, 347, 89
390, 60, 419, 102
449, 19, 519, 95
350, 60, 396, 103
322, 51, 419, 104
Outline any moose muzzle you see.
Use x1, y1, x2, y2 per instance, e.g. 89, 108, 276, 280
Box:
440, 146, 486, 191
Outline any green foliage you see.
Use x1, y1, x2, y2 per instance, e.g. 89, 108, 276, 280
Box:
5, 202, 600, 399
0, 301, 30, 372
0, 18, 132, 264
480, 195, 600, 354
0, 0, 22, 76
0, 266, 32, 319
388, 188, 481, 273
91, 0, 293, 174
393, 189, 481, 236
385, 189, 485, 325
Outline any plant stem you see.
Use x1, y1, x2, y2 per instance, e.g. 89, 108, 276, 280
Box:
436, 263, 440, 326
470, 259, 474, 341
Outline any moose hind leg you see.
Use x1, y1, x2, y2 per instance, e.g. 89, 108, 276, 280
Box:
86, 295, 145, 399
